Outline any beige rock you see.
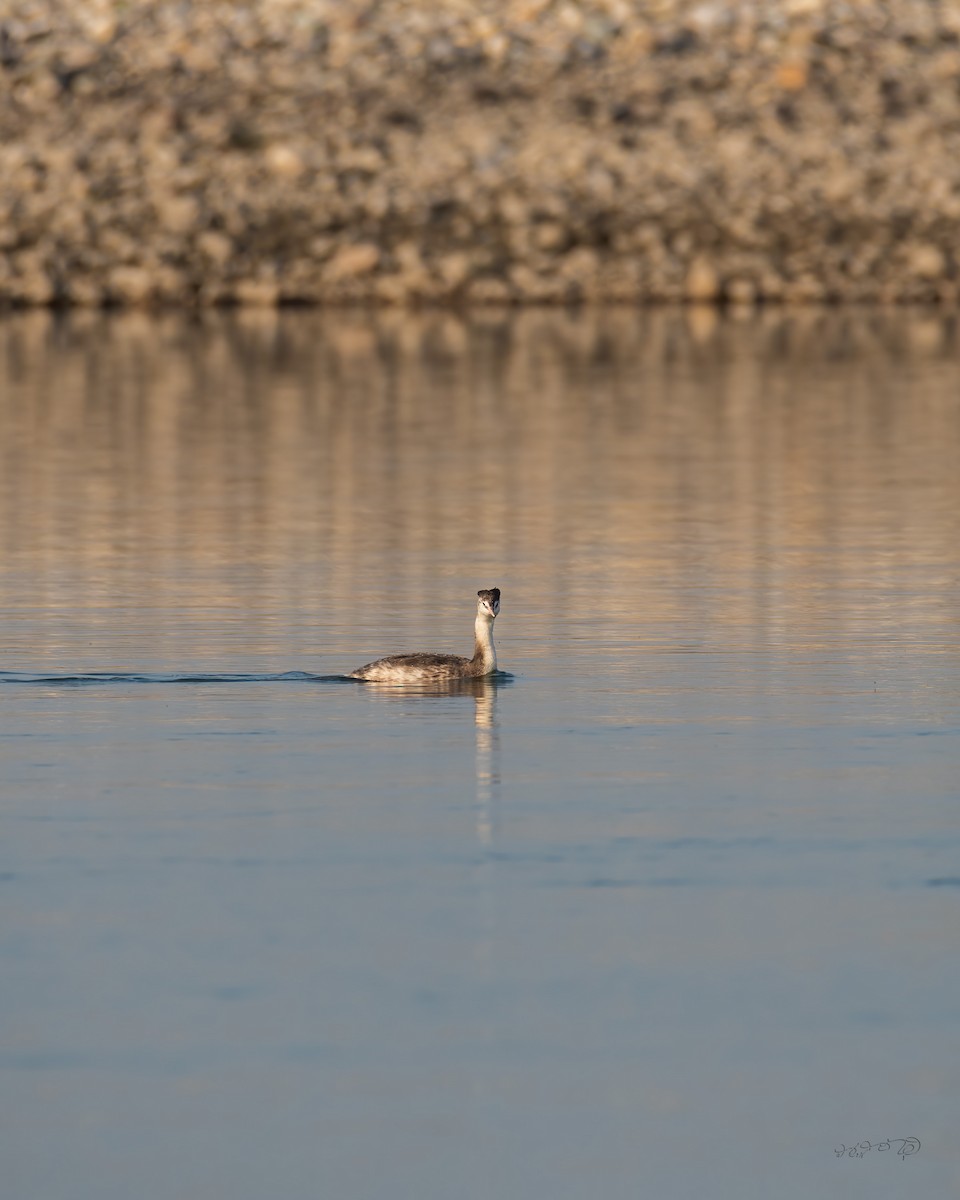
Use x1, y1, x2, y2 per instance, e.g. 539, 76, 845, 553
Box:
107, 266, 154, 304
63, 277, 103, 306
783, 0, 826, 15
50, 201, 87, 241
907, 244, 947, 281
775, 60, 808, 91
394, 241, 424, 273
784, 275, 827, 303
340, 147, 383, 174
83, 13, 117, 43
21, 274, 57, 305
468, 277, 512, 304
509, 264, 543, 295
153, 267, 189, 303
435, 253, 471, 289
557, 4, 584, 34
325, 243, 380, 281
534, 222, 567, 252
309, 237, 334, 259
197, 231, 233, 265
499, 193, 528, 225
727, 278, 756, 305
685, 257, 721, 302
179, 42, 220, 73
10, 252, 54, 305
373, 274, 409, 303
158, 196, 199, 234
560, 248, 599, 282
233, 279, 280, 306
758, 271, 785, 300
264, 144, 305, 178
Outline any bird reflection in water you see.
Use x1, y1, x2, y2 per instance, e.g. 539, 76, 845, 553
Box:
353, 673, 506, 848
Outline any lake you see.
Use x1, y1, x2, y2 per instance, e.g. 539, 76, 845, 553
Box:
2, 307, 958, 1199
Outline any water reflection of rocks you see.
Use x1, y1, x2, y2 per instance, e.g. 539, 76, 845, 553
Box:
1, 307, 958, 671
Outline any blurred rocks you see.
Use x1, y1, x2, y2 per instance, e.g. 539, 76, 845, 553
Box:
1, 0, 959, 306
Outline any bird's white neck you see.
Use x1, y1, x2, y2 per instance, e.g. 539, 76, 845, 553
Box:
473, 615, 497, 673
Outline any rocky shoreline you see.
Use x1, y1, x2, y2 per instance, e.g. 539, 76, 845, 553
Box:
2, 0, 960, 306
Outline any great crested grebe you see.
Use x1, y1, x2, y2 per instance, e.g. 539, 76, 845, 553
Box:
348, 588, 501, 683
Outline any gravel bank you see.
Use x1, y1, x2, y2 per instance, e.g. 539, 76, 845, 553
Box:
2, 0, 960, 305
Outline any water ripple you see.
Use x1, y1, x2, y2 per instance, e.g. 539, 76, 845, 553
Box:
0, 670, 352, 686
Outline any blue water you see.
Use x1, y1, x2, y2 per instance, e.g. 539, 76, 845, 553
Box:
2, 309, 959, 1199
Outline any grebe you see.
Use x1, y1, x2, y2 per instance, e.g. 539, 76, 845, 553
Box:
349, 588, 501, 683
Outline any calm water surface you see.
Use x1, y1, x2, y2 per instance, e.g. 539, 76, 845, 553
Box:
2, 309, 959, 1199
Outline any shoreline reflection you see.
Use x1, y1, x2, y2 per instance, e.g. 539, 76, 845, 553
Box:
0, 308, 957, 676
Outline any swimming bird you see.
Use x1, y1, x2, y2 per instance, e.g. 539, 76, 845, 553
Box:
348, 588, 501, 683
